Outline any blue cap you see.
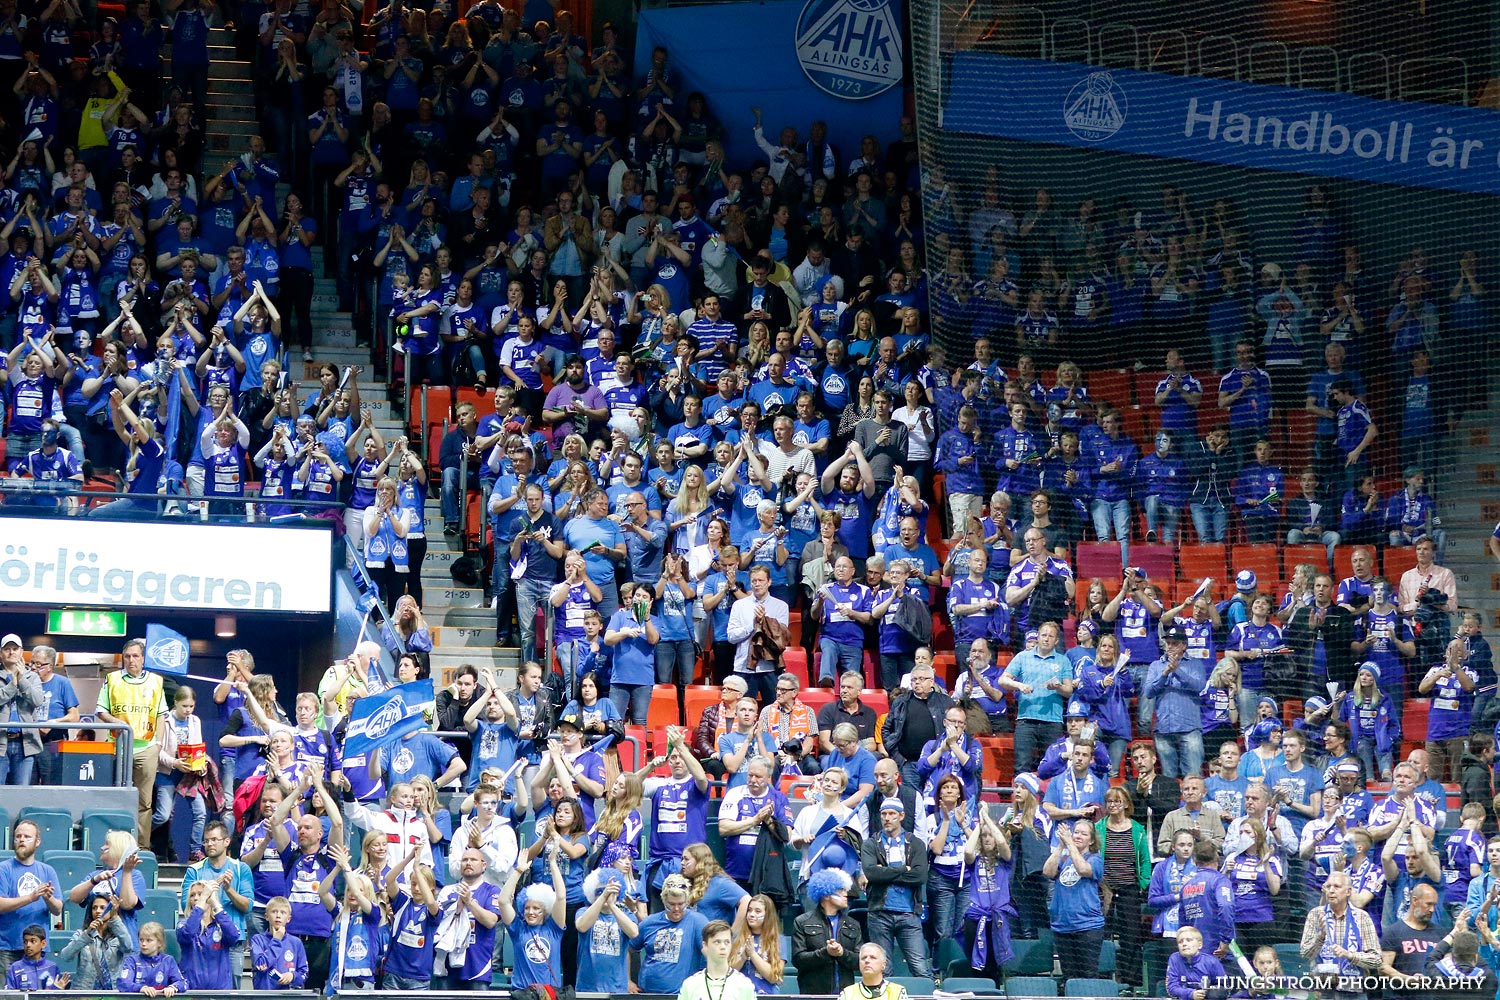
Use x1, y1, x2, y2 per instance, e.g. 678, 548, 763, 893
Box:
1236, 569, 1258, 592
1066, 699, 1089, 718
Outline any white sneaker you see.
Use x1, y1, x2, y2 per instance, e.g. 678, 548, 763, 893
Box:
302, 351, 314, 362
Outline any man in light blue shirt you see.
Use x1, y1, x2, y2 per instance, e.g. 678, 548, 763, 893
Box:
999, 620, 1076, 773
562, 489, 628, 617
1144, 628, 1207, 778
618, 492, 668, 587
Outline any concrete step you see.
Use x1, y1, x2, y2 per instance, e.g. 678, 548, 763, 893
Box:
206, 71, 254, 90
427, 625, 499, 648
207, 118, 259, 137
308, 347, 372, 366
421, 546, 461, 568
431, 606, 497, 627
428, 646, 521, 673
423, 584, 487, 606
207, 91, 256, 110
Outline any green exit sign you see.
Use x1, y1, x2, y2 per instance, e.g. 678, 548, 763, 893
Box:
47, 609, 128, 636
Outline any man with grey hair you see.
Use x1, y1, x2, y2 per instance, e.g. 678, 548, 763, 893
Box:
818, 671, 878, 753
29, 644, 78, 785
718, 754, 793, 887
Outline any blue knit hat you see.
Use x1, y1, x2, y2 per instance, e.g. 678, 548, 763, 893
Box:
1246, 718, 1282, 749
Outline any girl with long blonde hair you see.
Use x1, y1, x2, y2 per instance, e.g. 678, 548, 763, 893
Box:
730, 893, 785, 992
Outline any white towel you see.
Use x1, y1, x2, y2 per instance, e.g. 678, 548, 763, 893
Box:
433, 888, 475, 972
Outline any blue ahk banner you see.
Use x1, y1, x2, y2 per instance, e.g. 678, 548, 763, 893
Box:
635, 0, 904, 166
342, 679, 435, 759
945, 54, 1500, 195
143, 623, 190, 675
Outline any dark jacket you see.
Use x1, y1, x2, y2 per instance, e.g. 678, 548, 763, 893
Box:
1284, 601, 1357, 689
1129, 773, 1182, 828
860, 827, 930, 909
791, 906, 863, 995
881, 688, 954, 767
865, 781, 919, 834
1460, 752, 1494, 825
1187, 439, 1238, 508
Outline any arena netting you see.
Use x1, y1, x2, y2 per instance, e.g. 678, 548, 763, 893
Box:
908, 0, 1498, 528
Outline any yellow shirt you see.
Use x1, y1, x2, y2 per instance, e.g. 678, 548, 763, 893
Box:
96, 669, 167, 749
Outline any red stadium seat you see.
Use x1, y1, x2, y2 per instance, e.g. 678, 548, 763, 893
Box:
1086, 370, 1133, 409
1130, 544, 1175, 583
800, 688, 835, 718
683, 686, 722, 732
647, 685, 683, 736
1134, 370, 1166, 415
783, 648, 810, 687
932, 652, 959, 687
1402, 699, 1430, 742
1076, 542, 1124, 579
860, 689, 891, 717
1230, 545, 1282, 590
1179, 544, 1229, 582
1283, 544, 1331, 574
1383, 546, 1420, 582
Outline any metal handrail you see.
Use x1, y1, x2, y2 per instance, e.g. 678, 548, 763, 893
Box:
0, 481, 347, 520
1, 720, 135, 787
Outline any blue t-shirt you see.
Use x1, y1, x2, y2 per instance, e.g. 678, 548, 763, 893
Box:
578, 912, 631, 993
1048, 852, 1105, 932
0, 859, 59, 948
383, 890, 440, 982
437, 881, 502, 982
382, 732, 458, 786
605, 609, 660, 687
508, 916, 564, 989
631, 910, 709, 994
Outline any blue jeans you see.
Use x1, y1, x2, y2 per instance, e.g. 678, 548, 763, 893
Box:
154, 784, 207, 853
217, 755, 237, 824
0, 741, 33, 785
1287, 528, 1340, 566
869, 909, 934, 978
655, 639, 697, 686
1132, 664, 1154, 731
385, 974, 432, 990
1155, 730, 1204, 779
1143, 496, 1181, 542
1091, 498, 1131, 546
927, 870, 971, 947
594, 578, 621, 620
1191, 502, 1228, 543
610, 682, 652, 725
440, 466, 464, 526
1356, 737, 1392, 781
516, 577, 553, 666
819, 639, 863, 683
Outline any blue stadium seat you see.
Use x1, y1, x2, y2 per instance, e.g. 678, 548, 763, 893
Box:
892, 976, 937, 996
944, 978, 1000, 993
16, 808, 74, 855
1005, 976, 1059, 997
41, 850, 97, 898
138, 889, 181, 946
1064, 979, 1120, 997
81, 810, 137, 852
135, 850, 159, 890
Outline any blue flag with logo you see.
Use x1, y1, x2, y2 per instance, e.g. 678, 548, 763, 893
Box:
342, 679, 434, 760
143, 624, 190, 675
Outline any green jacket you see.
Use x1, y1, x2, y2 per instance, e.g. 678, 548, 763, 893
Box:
1094, 817, 1152, 890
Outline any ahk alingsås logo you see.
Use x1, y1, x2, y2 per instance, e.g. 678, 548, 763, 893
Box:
1063, 71, 1128, 141
795, 0, 903, 100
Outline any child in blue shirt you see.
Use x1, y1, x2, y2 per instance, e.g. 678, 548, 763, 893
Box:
4, 924, 65, 990
381, 852, 441, 991
116, 922, 189, 995
250, 896, 308, 990
325, 866, 381, 991
176, 881, 241, 991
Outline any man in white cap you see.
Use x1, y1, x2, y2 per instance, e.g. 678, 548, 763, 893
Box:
0, 634, 43, 786
860, 796, 932, 978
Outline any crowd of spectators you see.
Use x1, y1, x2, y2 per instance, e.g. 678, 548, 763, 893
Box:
0, 0, 1498, 995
